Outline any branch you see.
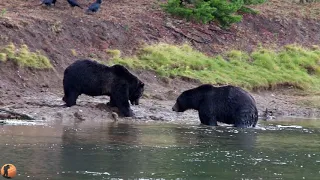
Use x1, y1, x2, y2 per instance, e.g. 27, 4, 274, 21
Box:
165, 24, 211, 44
0, 108, 35, 120
208, 27, 233, 35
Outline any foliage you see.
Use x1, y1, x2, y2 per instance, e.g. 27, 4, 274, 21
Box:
162, 0, 215, 24
162, 0, 266, 28
0, 43, 53, 69
106, 49, 121, 59
0, 53, 7, 62
211, 0, 243, 27
243, 0, 266, 5
110, 43, 320, 92
71, 49, 78, 56
1, 8, 7, 17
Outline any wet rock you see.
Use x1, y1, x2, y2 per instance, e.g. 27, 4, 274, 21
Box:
55, 112, 63, 119
41, 84, 49, 88
74, 111, 85, 121
0, 113, 11, 119
109, 112, 119, 121
262, 108, 279, 120
149, 115, 165, 121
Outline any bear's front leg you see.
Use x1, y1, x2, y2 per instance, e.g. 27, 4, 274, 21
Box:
198, 103, 217, 126
111, 84, 134, 117
64, 91, 80, 107
107, 96, 117, 107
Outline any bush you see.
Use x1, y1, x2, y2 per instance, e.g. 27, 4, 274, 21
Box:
243, 0, 266, 5
0, 43, 53, 69
163, 0, 216, 24
162, 0, 266, 28
210, 0, 243, 28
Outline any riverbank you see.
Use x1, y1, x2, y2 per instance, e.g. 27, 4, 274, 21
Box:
1, 77, 320, 124
0, 1, 320, 123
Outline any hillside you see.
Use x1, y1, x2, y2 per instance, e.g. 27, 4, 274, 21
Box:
0, 0, 320, 121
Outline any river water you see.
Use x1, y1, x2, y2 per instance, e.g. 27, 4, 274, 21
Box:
0, 118, 320, 180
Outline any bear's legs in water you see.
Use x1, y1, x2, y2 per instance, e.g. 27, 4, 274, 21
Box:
198, 102, 218, 126
234, 109, 258, 128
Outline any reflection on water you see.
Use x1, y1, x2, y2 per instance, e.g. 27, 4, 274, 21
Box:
1, 118, 320, 180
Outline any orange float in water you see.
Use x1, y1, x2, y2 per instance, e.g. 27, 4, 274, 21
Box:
1, 164, 17, 179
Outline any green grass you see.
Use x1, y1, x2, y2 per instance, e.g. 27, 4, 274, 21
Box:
0, 43, 52, 69
0, 53, 6, 62
106, 49, 121, 58
110, 43, 320, 92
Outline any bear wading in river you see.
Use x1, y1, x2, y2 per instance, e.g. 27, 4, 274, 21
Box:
172, 84, 258, 128
62, 59, 144, 117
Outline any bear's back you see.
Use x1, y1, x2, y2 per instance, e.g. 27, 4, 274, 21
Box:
111, 64, 139, 82
223, 85, 256, 104
64, 59, 109, 75
204, 84, 256, 110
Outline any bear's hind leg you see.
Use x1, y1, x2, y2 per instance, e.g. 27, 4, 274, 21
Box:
234, 108, 258, 128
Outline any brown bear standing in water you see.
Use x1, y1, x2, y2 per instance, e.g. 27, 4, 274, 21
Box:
172, 84, 258, 128
62, 59, 144, 117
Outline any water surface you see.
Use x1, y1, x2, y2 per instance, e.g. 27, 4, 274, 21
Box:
1, 118, 320, 180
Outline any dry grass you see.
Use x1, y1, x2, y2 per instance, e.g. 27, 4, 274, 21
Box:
253, 0, 320, 19
298, 96, 320, 108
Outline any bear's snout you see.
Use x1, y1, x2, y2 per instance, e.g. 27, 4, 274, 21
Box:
172, 103, 179, 112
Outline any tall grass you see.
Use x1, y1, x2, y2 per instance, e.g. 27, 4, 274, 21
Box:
111, 43, 320, 91
0, 43, 52, 69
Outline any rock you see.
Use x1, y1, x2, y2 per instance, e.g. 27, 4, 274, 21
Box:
74, 111, 85, 121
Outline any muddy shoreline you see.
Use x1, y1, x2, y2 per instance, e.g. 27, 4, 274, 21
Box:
1, 85, 320, 125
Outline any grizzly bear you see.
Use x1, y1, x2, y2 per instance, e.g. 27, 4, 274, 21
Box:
62, 59, 144, 117
172, 84, 258, 127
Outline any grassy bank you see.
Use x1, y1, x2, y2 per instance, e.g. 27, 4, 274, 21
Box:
110, 43, 320, 92
0, 43, 52, 69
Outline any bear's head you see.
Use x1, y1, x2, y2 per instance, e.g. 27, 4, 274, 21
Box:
172, 92, 189, 112
173, 87, 202, 112
129, 81, 144, 105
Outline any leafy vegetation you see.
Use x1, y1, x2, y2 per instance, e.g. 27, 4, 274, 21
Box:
106, 49, 121, 59
1, 8, 7, 17
110, 43, 320, 92
0, 43, 53, 69
162, 0, 266, 27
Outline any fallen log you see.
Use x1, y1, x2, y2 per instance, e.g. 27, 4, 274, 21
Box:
0, 108, 35, 120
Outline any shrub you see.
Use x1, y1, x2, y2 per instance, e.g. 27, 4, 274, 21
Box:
0, 53, 7, 62
162, 0, 266, 28
0, 43, 53, 69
